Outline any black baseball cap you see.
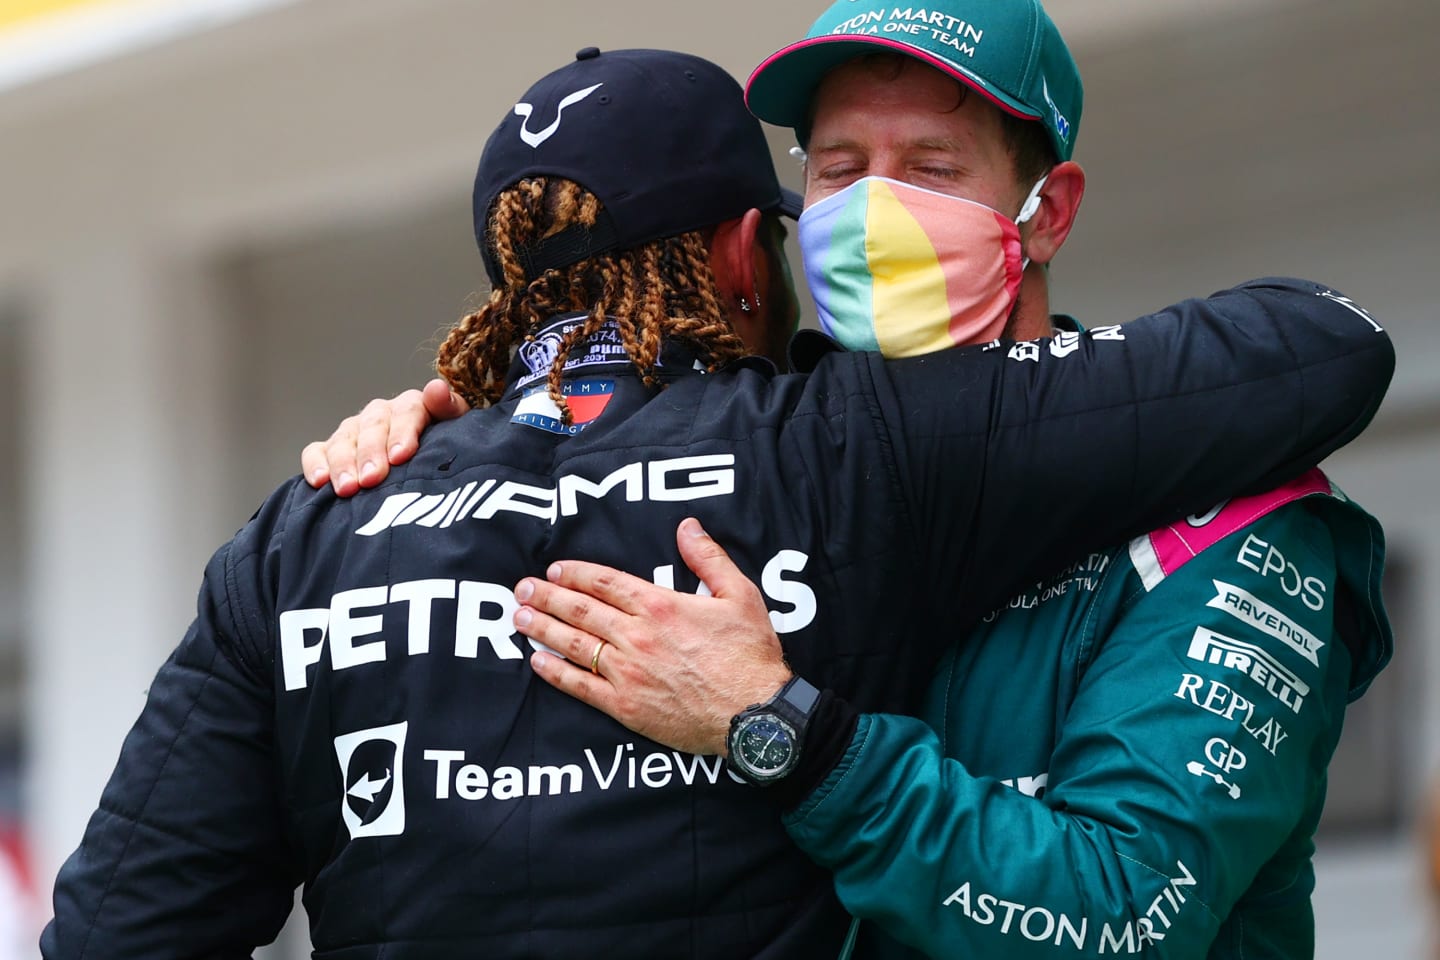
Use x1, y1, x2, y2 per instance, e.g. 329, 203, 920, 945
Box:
474, 47, 803, 286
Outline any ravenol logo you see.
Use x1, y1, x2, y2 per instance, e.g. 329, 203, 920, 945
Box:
512, 379, 615, 436
334, 722, 408, 840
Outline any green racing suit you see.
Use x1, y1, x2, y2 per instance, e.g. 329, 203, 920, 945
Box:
785, 469, 1390, 959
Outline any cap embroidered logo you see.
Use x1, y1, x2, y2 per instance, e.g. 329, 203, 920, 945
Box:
514, 82, 604, 148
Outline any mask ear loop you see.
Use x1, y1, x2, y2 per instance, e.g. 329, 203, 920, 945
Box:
1016, 175, 1049, 270
1016, 175, 1048, 225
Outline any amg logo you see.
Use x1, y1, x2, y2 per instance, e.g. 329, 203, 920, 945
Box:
356, 454, 735, 535
1186, 628, 1309, 714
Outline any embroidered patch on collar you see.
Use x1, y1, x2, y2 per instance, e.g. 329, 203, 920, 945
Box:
511, 379, 615, 436
516, 317, 655, 390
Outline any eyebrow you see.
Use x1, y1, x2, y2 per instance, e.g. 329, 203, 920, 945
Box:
807, 136, 974, 155
909, 137, 973, 154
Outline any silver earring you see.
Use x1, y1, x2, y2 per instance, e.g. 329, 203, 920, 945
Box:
739, 297, 753, 313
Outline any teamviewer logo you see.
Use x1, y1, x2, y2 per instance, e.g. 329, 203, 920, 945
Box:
334, 722, 408, 839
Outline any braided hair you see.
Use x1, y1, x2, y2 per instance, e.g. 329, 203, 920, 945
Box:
436, 177, 747, 423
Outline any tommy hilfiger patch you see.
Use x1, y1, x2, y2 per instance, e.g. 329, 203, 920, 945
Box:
511, 379, 615, 436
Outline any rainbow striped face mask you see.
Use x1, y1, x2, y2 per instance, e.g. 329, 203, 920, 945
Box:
799, 175, 1046, 357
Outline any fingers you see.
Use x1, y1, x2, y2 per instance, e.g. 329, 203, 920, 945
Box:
422, 378, 470, 421
319, 416, 363, 497
304, 383, 458, 499
512, 569, 636, 653
352, 398, 398, 489
302, 441, 332, 490
374, 384, 447, 474
536, 560, 668, 619
374, 388, 430, 471
675, 518, 763, 602
514, 599, 619, 667
530, 650, 621, 716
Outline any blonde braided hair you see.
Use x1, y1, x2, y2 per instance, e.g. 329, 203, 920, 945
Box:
437, 178, 747, 423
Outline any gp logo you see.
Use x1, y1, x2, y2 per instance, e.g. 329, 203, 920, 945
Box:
1205, 736, 1247, 774
1187, 736, 1247, 800
334, 722, 408, 839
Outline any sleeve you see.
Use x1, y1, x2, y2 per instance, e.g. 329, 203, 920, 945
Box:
42, 496, 298, 958
859, 277, 1392, 631
783, 503, 1354, 958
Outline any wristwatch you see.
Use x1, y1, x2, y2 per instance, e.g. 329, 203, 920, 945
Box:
725, 676, 821, 785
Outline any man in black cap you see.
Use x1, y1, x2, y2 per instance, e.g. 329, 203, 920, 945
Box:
43, 46, 1391, 958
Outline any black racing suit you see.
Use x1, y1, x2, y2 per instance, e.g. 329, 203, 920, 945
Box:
44, 280, 1393, 958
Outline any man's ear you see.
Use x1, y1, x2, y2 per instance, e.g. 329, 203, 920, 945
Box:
708, 208, 764, 309
1023, 161, 1085, 266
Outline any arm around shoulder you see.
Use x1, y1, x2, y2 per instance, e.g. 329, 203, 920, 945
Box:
862, 277, 1393, 632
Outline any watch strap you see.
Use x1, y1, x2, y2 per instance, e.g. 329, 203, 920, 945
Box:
772, 675, 820, 725
770, 689, 859, 810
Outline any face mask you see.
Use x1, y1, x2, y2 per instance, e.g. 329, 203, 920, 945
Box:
798, 175, 1046, 358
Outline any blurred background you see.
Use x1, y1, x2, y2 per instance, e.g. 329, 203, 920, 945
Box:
0, 0, 1436, 955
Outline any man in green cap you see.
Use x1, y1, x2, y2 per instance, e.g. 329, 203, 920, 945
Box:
305, 1, 1392, 956
508, 2, 1391, 957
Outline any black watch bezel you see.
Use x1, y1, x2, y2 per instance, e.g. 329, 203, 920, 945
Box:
729, 712, 801, 784
726, 676, 820, 786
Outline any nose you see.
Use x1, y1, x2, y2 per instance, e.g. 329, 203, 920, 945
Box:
865, 157, 907, 182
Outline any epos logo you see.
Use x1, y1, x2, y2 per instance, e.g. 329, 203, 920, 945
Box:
334, 722, 407, 839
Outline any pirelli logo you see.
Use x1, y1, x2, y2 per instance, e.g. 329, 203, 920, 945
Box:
1186, 628, 1309, 715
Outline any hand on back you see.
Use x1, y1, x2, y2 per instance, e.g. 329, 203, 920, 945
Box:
301, 378, 468, 496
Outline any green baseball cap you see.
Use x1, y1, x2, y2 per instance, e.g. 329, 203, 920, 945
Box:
746, 0, 1083, 161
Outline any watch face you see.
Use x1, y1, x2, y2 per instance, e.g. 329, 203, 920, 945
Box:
734, 714, 797, 779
